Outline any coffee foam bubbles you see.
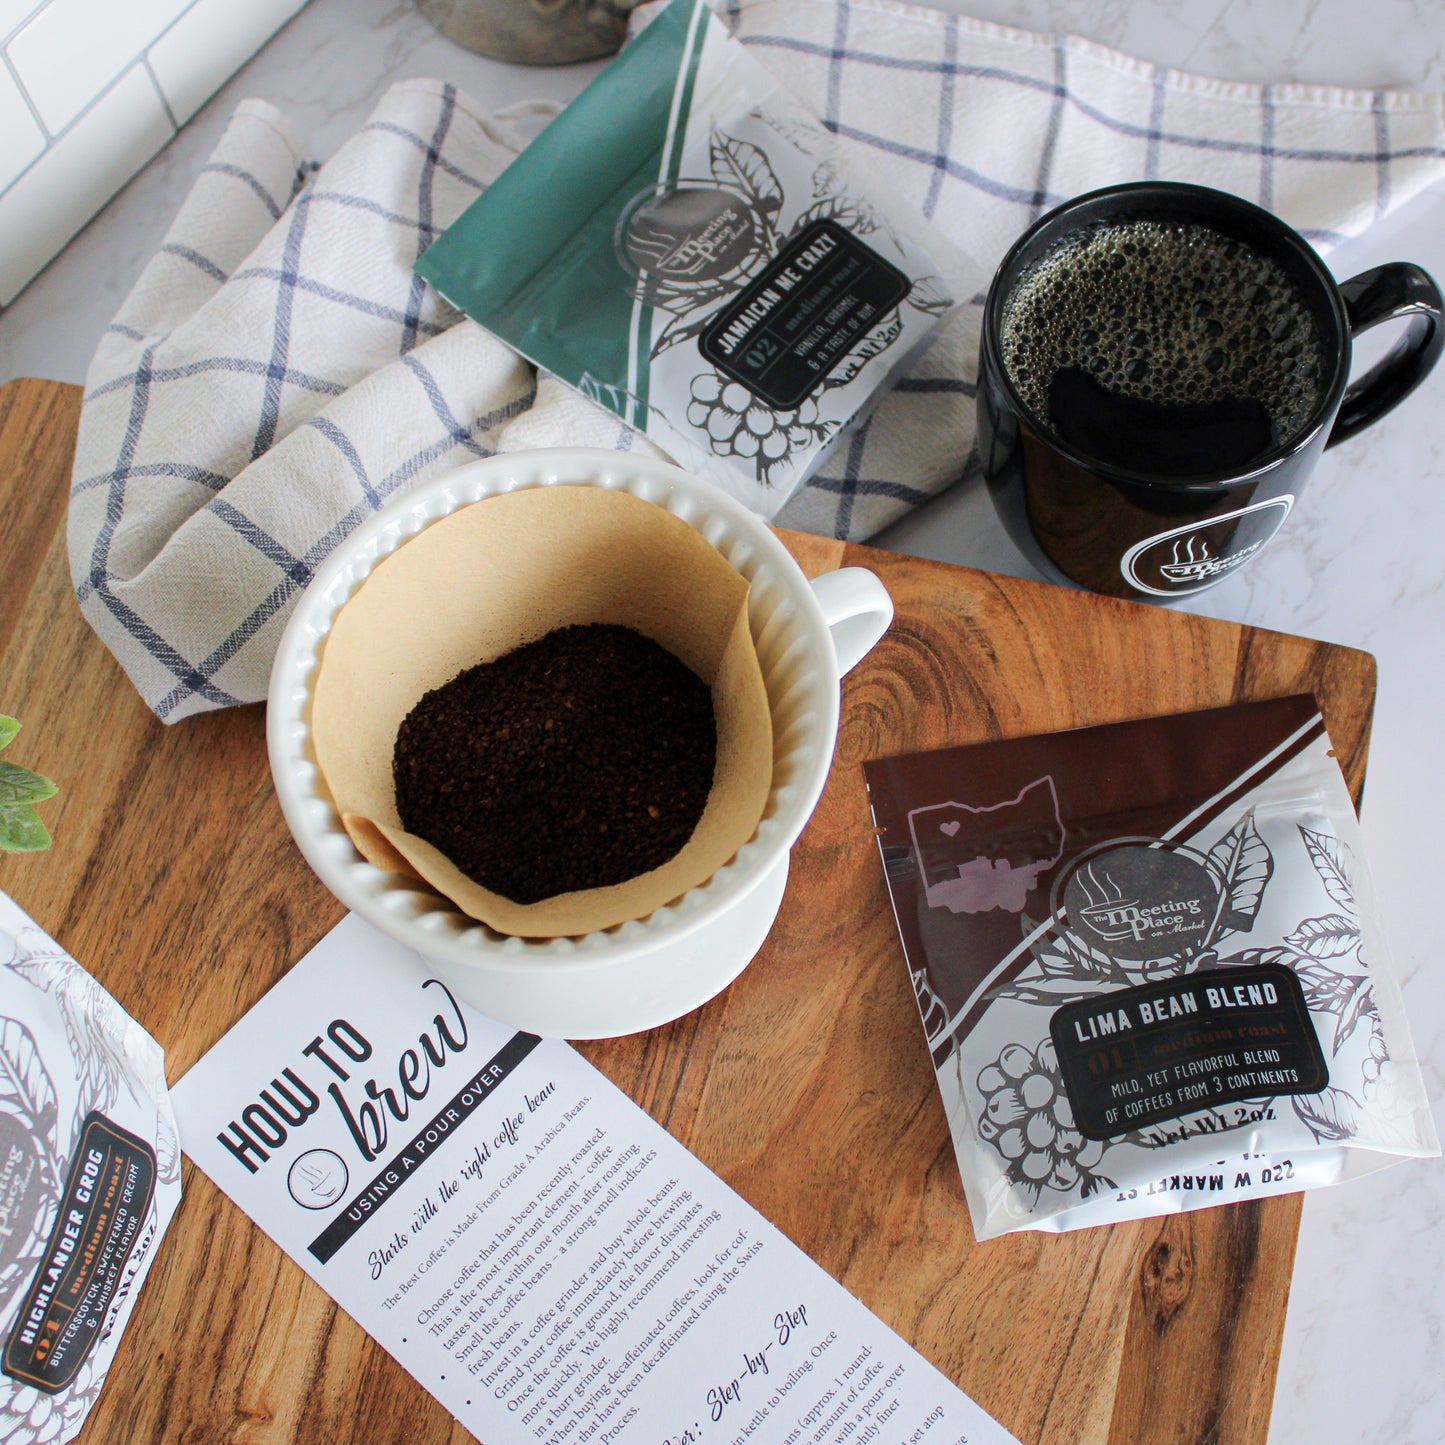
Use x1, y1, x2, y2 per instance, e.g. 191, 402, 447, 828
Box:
1001, 220, 1324, 447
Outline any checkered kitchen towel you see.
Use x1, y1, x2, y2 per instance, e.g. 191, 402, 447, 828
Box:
71, 0, 1445, 722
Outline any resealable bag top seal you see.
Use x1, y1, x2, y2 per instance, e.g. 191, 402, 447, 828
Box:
864, 696, 1439, 1241
415, 0, 973, 517
0, 892, 182, 1442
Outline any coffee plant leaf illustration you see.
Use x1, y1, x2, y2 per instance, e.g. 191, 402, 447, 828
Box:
755, 108, 826, 157
710, 128, 783, 214
905, 273, 953, 316
1293, 1083, 1359, 1142
0, 1017, 63, 1322
987, 976, 1108, 1008
6, 927, 180, 1187
652, 307, 718, 358
1299, 824, 1357, 913
1207, 943, 1296, 971
1204, 810, 1273, 929
1287, 913, 1360, 959
811, 157, 839, 198
794, 192, 878, 237
996, 913, 1149, 1007
1293, 955, 1375, 1052
0, 1018, 60, 1176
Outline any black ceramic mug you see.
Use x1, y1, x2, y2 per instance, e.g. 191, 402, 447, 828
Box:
977, 181, 1444, 600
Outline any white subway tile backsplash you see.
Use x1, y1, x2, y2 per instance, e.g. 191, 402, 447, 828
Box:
0, 63, 172, 305
6, 0, 189, 134
0, 0, 306, 306
0, 62, 44, 190
149, 0, 306, 126
0, 0, 40, 44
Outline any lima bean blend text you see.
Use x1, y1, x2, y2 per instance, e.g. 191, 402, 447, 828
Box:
1000, 220, 1325, 476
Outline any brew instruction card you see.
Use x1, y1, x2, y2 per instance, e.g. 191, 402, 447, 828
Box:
172, 916, 1016, 1444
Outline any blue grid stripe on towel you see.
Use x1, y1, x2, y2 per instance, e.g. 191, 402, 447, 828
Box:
67, 3, 1445, 720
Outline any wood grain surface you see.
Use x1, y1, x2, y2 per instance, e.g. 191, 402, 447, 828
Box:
0, 379, 1376, 1445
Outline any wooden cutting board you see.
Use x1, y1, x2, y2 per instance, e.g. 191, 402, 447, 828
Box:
0, 377, 1375, 1445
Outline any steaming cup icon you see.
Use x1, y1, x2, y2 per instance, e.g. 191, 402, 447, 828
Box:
1160, 535, 1221, 583
1057, 841, 1221, 964
1118, 497, 1293, 597
288, 1149, 349, 1209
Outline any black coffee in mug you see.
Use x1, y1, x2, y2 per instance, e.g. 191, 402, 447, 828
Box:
977, 182, 1444, 601
1000, 220, 1323, 477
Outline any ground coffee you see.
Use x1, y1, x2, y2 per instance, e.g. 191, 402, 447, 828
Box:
393, 624, 716, 906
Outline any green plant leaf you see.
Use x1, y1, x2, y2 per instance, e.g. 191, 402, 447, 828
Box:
0, 761, 58, 806
0, 805, 52, 852
0, 717, 19, 751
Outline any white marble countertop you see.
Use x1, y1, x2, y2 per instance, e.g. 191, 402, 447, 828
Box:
1, 1, 1441, 1441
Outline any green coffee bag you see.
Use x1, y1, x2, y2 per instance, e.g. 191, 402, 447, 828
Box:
416, 0, 967, 514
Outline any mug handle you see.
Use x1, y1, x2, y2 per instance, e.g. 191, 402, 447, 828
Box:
1327, 262, 1445, 448
809, 567, 894, 677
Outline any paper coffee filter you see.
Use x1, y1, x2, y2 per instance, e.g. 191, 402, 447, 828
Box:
310, 485, 773, 937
